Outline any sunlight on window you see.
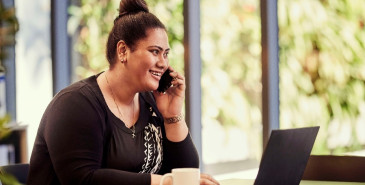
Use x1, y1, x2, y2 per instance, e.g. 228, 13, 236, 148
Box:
15, 0, 53, 159
201, 0, 262, 175
278, 0, 365, 156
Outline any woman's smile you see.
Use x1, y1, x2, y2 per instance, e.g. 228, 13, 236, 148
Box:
149, 70, 162, 79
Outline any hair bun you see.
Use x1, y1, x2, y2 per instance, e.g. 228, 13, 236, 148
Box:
119, 0, 149, 15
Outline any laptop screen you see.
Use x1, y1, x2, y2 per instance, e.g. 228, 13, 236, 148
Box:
254, 126, 319, 185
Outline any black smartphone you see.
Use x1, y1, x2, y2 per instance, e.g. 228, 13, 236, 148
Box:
157, 69, 173, 93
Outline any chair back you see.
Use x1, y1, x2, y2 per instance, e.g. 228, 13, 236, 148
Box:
0, 163, 29, 184
302, 155, 365, 182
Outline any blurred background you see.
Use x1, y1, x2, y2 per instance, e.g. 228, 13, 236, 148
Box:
1, 0, 365, 180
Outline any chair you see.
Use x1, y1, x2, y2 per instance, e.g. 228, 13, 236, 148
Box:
302, 155, 365, 182
0, 163, 29, 184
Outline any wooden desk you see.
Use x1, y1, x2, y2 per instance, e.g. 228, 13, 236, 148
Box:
219, 179, 365, 185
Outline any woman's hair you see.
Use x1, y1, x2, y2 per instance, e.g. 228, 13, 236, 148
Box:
106, 0, 166, 65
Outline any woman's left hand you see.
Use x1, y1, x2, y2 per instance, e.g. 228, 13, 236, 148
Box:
153, 66, 185, 118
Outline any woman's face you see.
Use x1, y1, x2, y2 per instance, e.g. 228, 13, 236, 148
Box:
125, 28, 170, 92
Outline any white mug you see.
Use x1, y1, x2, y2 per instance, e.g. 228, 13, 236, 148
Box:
159, 168, 200, 185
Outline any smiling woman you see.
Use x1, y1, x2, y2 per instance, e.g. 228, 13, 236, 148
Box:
26, 0, 218, 185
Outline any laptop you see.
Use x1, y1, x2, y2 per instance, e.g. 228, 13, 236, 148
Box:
253, 126, 320, 185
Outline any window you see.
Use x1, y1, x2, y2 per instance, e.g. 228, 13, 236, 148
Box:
201, 0, 262, 177
278, 0, 365, 156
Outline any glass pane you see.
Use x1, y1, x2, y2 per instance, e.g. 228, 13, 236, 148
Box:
201, 0, 262, 178
278, 0, 365, 156
15, 0, 53, 160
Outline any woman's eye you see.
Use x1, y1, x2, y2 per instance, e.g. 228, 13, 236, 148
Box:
151, 50, 159, 55
163, 52, 169, 58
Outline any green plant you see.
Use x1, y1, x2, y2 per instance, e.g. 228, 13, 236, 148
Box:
278, 0, 365, 154
0, 0, 19, 69
200, 0, 262, 161
0, 173, 22, 185
0, 114, 10, 139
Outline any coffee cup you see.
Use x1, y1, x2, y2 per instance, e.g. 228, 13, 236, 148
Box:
159, 168, 200, 185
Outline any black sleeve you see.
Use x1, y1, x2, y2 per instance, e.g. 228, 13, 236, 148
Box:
158, 133, 200, 174
44, 89, 150, 185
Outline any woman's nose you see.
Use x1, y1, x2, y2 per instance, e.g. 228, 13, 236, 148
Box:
156, 56, 168, 68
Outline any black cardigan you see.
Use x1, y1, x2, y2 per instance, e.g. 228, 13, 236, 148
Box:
27, 73, 199, 185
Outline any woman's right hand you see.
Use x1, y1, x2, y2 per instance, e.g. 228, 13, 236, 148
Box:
152, 173, 220, 185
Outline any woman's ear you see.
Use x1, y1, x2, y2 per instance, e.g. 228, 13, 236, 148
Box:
116, 40, 127, 63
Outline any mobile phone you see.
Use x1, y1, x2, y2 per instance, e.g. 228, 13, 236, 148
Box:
157, 69, 173, 93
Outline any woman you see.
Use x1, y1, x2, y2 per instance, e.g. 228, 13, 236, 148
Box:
27, 0, 219, 185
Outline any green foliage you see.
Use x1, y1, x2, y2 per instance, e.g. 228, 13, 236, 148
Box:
278, 0, 365, 154
0, 173, 23, 185
200, 0, 262, 160
0, 0, 19, 69
0, 114, 10, 139
68, 0, 119, 78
